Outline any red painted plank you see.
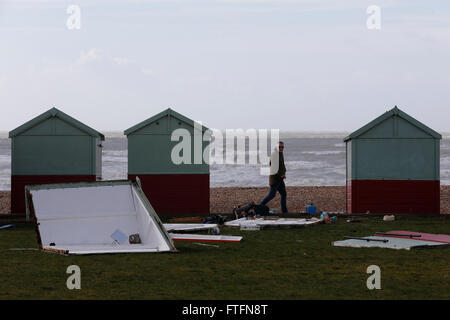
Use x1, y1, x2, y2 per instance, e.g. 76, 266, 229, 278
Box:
347, 180, 440, 214
11, 175, 96, 214
129, 174, 209, 215
375, 231, 450, 244
170, 234, 242, 243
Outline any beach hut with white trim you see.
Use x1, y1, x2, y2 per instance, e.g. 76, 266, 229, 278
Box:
344, 106, 441, 214
9, 107, 104, 214
124, 108, 210, 215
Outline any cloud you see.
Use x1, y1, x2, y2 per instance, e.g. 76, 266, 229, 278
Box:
75, 48, 103, 66
0, 47, 163, 130
40, 49, 150, 77
141, 68, 153, 75
113, 57, 134, 65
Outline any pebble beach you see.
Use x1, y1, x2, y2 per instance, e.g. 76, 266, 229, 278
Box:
2, 186, 450, 215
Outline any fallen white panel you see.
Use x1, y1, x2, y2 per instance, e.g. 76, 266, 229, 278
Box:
163, 223, 219, 233
333, 236, 448, 250
26, 180, 176, 255
225, 217, 321, 229
170, 233, 242, 243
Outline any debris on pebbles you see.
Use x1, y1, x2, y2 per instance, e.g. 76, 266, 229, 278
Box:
210, 186, 346, 214
1, 186, 449, 215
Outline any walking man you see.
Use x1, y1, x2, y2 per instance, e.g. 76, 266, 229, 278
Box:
260, 141, 288, 213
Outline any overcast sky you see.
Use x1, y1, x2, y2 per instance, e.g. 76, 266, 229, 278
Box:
1, 0, 449, 133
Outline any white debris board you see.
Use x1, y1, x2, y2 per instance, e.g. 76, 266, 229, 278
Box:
225, 217, 321, 229
333, 236, 448, 250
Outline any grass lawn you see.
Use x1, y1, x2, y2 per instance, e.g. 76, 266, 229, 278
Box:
0, 215, 449, 299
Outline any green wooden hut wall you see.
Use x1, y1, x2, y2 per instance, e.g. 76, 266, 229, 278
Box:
344, 106, 441, 214
125, 108, 210, 214
9, 107, 104, 214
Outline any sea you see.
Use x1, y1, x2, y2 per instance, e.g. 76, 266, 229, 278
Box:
1, 132, 450, 190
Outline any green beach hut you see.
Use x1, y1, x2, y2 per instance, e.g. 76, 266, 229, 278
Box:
344, 106, 441, 214
124, 108, 210, 215
9, 107, 104, 214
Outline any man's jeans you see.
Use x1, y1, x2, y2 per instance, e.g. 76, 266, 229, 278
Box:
260, 180, 288, 213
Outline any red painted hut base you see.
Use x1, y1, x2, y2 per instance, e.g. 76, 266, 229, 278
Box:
11, 175, 97, 214
128, 174, 210, 215
347, 180, 440, 214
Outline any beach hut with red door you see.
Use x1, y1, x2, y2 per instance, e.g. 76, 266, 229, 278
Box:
9, 108, 104, 214
344, 106, 441, 214
124, 108, 210, 215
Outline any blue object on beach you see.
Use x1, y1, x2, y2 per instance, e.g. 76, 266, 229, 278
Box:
306, 205, 316, 214
0, 224, 15, 230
